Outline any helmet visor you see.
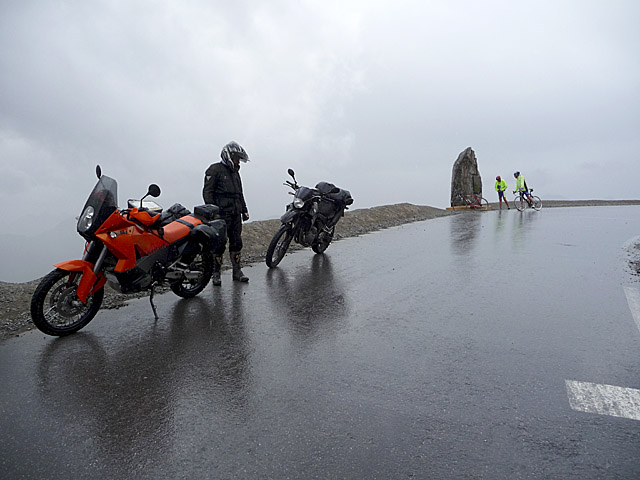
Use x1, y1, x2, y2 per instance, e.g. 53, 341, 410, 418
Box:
231, 151, 249, 163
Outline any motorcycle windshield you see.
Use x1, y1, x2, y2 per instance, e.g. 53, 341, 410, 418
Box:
295, 186, 318, 202
77, 175, 118, 237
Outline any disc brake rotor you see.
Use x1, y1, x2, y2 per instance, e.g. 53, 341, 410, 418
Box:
56, 286, 86, 317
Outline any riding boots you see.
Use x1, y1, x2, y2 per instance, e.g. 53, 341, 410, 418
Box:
211, 254, 222, 286
230, 251, 249, 282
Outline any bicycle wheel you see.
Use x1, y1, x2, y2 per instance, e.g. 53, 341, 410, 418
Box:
479, 197, 489, 210
514, 196, 526, 212
532, 196, 542, 211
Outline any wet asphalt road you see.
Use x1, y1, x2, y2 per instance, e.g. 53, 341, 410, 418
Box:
2, 206, 640, 479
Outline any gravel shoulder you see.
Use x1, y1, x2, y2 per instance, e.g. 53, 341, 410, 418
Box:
2, 200, 639, 341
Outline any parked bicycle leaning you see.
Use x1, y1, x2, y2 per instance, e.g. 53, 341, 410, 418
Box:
452, 192, 489, 210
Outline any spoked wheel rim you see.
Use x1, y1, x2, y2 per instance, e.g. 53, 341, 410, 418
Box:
532, 196, 542, 210
170, 246, 213, 298
472, 197, 489, 210
45, 274, 97, 328
514, 197, 526, 211
31, 269, 104, 336
178, 253, 207, 292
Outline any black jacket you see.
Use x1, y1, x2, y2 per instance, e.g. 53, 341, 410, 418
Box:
202, 162, 248, 216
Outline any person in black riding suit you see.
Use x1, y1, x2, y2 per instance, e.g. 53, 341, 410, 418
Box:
203, 141, 250, 285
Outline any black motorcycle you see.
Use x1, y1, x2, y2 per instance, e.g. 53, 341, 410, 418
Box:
266, 169, 353, 268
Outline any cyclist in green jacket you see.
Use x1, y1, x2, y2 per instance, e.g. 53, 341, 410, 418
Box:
494, 176, 510, 210
513, 171, 534, 206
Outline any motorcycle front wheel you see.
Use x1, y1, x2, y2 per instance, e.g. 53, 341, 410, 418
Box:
312, 225, 335, 254
170, 242, 214, 298
266, 224, 293, 268
30, 269, 104, 336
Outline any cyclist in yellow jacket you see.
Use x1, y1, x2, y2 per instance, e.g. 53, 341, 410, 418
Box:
494, 176, 510, 210
513, 171, 534, 205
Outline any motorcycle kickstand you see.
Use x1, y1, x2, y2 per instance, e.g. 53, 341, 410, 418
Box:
149, 283, 159, 321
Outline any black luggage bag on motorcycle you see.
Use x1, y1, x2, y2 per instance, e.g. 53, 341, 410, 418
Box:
191, 204, 226, 253
315, 182, 354, 226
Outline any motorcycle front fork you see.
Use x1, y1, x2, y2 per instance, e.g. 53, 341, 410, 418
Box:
82, 241, 107, 274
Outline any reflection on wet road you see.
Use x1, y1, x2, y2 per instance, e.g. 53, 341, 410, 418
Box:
2, 206, 640, 478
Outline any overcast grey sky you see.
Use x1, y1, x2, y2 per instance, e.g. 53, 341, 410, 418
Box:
1, 0, 639, 279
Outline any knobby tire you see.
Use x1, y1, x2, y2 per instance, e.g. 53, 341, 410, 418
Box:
170, 242, 214, 298
266, 225, 293, 268
312, 225, 335, 254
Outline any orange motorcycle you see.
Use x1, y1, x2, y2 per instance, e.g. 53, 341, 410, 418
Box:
30, 165, 226, 336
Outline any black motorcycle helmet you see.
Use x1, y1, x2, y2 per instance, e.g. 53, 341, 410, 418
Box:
221, 141, 249, 166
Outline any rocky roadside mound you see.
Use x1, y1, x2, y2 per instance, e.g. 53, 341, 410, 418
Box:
2, 200, 638, 341
0, 203, 450, 341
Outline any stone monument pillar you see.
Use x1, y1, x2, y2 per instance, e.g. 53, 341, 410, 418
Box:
450, 147, 482, 206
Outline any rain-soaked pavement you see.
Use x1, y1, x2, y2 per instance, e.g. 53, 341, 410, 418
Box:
2, 206, 640, 479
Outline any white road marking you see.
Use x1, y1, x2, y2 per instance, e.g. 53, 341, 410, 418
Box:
565, 380, 640, 421
564, 246, 640, 421
624, 286, 640, 333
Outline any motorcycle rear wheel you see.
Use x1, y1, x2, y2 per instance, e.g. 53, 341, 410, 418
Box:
170, 242, 213, 298
312, 225, 335, 254
266, 224, 293, 268
30, 269, 104, 336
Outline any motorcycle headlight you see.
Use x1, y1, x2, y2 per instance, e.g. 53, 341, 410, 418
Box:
77, 206, 95, 232
293, 197, 305, 209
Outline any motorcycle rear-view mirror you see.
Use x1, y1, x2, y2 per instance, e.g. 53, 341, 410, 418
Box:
147, 184, 161, 198
139, 184, 161, 207
287, 168, 295, 179
96, 165, 102, 179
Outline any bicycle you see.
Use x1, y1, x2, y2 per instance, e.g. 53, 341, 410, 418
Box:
513, 188, 542, 211
452, 192, 489, 210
